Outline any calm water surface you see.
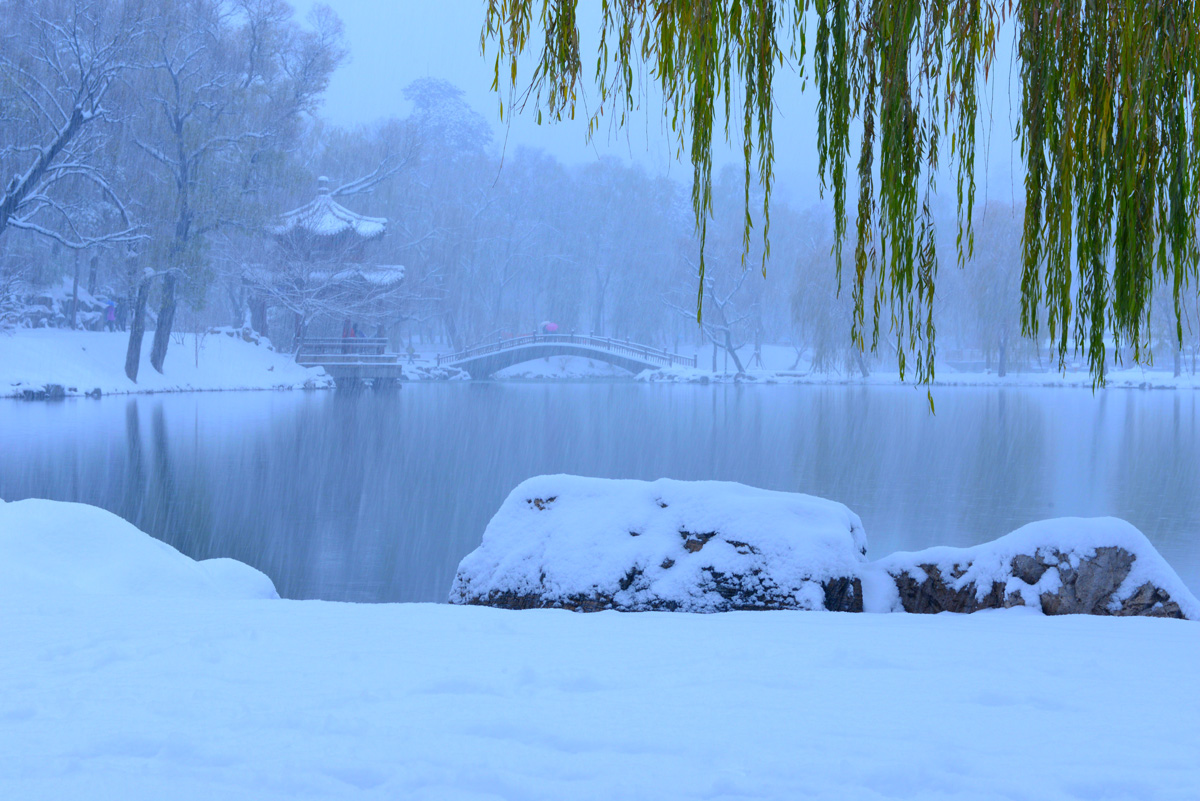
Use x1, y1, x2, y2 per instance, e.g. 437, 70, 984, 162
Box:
2, 383, 1197, 600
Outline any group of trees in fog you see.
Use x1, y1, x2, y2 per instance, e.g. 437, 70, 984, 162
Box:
3, 0, 1198, 379
1, 0, 347, 379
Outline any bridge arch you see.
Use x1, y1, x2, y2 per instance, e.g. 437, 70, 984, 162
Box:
438, 334, 696, 378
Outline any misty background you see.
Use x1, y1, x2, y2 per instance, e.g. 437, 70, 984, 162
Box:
3, 0, 1197, 377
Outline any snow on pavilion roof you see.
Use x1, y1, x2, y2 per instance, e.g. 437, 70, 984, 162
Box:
270, 185, 387, 241
242, 263, 405, 288
312, 264, 406, 286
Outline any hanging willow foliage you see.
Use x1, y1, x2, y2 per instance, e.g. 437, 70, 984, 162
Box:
483, 0, 1200, 385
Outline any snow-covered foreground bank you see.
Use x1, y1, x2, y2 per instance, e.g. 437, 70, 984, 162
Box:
7, 591, 1199, 801
3, 498, 1199, 800
0, 329, 330, 398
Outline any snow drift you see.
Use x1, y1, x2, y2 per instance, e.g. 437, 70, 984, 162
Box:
449, 475, 869, 612
0, 497, 278, 600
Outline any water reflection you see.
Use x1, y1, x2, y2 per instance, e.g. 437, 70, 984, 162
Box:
1, 384, 1196, 601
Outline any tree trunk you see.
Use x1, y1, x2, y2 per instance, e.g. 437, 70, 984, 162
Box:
1174, 347, 1182, 378
998, 331, 1008, 377
788, 341, 803, 370
87, 253, 98, 296
150, 272, 177, 374
443, 312, 461, 351
250, 295, 268, 338
592, 269, 609, 336
293, 313, 309, 355
854, 349, 870, 378
125, 278, 151, 382
70, 251, 80, 329
724, 330, 746, 373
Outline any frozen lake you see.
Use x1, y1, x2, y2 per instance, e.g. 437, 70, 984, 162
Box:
2, 383, 1198, 601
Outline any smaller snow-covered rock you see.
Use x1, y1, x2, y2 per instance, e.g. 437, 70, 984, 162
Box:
450, 476, 868, 613
208, 325, 273, 349
403, 364, 469, 381
878, 518, 1198, 620
0, 498, 278, 600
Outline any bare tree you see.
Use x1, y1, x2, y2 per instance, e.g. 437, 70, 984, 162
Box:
0, 261, 30, 330
0, 0, 147, 247
666, 258, 758, 374
124, 0, 345, 380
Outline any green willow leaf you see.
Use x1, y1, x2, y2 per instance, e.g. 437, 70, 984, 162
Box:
483, 0, 1200, 386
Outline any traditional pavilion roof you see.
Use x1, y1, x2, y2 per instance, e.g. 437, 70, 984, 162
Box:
270, 177, 387, 241
312, 264, 406, 286
243, 264, 405, 288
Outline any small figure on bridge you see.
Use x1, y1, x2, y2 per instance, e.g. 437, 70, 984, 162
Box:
539, 321, 559, 335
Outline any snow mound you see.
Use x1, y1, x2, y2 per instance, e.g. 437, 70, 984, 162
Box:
450, 475, 868, 612
877, 517, 1199, 620
0, 498, 278, 600
403, 364, 469, 381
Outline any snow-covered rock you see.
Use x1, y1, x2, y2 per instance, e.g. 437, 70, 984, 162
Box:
402, 364, 469, 381
450, 475, 869, 612
207, 324, 274, 349
0, 498, 278, 600
877, 518, 1199, 620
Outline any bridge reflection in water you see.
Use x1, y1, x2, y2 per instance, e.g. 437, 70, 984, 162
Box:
437, 333, 697, 378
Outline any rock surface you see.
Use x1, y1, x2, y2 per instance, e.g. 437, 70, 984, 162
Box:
879, 518, 1198, 620
450, 476, 868, 613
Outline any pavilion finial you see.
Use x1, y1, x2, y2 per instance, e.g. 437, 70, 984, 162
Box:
316, 175, 331, 195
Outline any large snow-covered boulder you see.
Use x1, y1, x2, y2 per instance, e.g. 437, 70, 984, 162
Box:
450, 476, 869, 612
876, 518, 1199, 620
0, 498, 278, 600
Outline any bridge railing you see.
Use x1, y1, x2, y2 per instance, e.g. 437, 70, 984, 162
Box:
296, 337, 397, 366
436, 333, 697, 369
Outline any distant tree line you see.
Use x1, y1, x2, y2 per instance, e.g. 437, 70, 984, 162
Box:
2, 1, 1197, 379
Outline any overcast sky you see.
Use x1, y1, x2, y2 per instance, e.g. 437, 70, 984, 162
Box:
299, 0, 1024, 209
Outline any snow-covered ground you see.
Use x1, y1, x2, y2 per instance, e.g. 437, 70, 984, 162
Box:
3, 497, 1198, 800
639, 349, 1200, 389
640, 362, 1200, 388
4, 331, 1196, 394
0, 328, 331, 398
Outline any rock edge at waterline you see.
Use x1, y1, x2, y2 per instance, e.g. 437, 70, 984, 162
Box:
451, 476, 1199, 620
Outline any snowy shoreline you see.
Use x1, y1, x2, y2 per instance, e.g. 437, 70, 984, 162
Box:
637, 364, 1200, 390
0, 328, 332, 399
5, 329, 1200, 399
2, 496, 1198, 800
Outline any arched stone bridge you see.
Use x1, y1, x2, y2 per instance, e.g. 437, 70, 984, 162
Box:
437, 334, 697, 378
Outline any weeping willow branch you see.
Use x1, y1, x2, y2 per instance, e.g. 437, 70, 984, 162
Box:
483, 0, 1200, 386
